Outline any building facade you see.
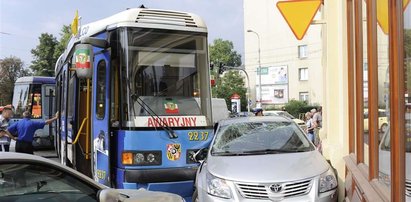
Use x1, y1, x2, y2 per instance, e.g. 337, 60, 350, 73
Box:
244, 0, 324, 107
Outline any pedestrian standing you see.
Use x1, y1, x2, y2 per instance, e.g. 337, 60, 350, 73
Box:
7, 111, 59, 154
312, 107, 322, 145
305, 112, 315, 143
313, 107, 322, 128
0, 107, 14, 152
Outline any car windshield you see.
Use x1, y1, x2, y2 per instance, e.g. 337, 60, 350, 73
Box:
211, 121, 314, 155
0, 163, 99, 202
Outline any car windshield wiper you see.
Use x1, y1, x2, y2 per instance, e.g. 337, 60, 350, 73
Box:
241, 149, 304, 154
126, 78, 177, 139
211, 150, 245, 156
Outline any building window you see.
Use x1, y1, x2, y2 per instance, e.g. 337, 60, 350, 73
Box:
299, 68, 309, 81
298, 45, 308, 59
299, 92, 309, 102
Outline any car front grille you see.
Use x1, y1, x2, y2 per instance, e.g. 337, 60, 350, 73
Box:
235, 179, 313, 199
406, 180, 411, 197
236, 183, 268, 199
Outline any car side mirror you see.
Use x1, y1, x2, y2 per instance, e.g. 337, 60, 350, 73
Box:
193, 148, 208, 163
97, 188, 120, 202
98, 188, 184, 202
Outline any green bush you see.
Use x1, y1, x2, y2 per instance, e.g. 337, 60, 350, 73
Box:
284, 99, 319, 118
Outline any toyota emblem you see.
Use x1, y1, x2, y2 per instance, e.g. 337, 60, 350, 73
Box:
270, 184, 282, 193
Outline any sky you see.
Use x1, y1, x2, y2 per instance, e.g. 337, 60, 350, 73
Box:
0, 0, 244, 68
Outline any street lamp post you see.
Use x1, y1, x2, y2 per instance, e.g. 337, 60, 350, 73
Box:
247, 29, 262, 108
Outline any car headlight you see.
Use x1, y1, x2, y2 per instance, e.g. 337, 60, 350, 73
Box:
378, 172, 391, 186
319, 168, 338, 193
206, 172, 232, 199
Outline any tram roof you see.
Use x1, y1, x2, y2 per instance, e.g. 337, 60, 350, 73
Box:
80, 8, 208, 38
15, 76, 55, 84
56, 8, 208, 74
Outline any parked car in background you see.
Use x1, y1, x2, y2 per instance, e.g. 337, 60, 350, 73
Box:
264, 110, 307, 131
378, 127, 411, 200
0, 153, 184, 202
193, 116, 338, 201
364, 109, 388, 135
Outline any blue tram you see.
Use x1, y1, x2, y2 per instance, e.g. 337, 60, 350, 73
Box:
54, 8, 213, 200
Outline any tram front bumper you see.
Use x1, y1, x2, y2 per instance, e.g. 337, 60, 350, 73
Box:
124, 167, 197, 183
117, 167, 197, 198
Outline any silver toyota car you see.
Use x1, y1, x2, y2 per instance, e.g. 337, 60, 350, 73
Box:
193, 116, 337, 201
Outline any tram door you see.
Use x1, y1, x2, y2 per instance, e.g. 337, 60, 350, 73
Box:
74, 78, 92, 177
92, 51, 111, 186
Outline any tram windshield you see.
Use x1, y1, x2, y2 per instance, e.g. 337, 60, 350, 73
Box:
118, 28, 211, 127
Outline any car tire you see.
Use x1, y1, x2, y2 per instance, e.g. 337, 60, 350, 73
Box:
380, 123, 388, 133
192, 189, 199, 202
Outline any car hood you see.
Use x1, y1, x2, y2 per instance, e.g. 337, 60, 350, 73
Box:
206, 151, 330, 183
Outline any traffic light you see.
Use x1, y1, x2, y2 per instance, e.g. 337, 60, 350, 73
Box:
210, 63, 214, 70
218, 63, 225, 74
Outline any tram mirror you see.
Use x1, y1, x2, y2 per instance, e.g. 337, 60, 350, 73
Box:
193, 148, 208, 163
73, 44, 94, 79
81, 37, 109, 48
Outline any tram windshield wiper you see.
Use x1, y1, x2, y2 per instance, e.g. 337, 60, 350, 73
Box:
134, 95, 178, 139
125, 78, 177, 139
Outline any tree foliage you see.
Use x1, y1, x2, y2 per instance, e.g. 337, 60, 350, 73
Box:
405, 29, 411, 58
30, 33, 59, 76
209, 38, 242, 67
284, 100, 308, 118
209, 39, 245, 112
213, 71, 247, 112
54, 25, 72, 60
30, 25, 71, 77
0, 56, 31, 105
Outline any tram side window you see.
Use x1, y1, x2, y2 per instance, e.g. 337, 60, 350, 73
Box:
67, 73, 76, 120
96, 60, 106, 119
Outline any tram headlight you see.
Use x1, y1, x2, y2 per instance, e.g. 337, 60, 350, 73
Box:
122, 151, 162, 166
147, 153, 156, 163
134, 153, 145, 164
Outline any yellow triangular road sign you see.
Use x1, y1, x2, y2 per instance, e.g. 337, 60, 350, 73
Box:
276, 0, 321, 40
377, 0, 410, 35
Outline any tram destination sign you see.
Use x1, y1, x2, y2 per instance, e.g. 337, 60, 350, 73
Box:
134, 116, 208, 127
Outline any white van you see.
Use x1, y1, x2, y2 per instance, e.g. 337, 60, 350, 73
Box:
196, 98, 230, 124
